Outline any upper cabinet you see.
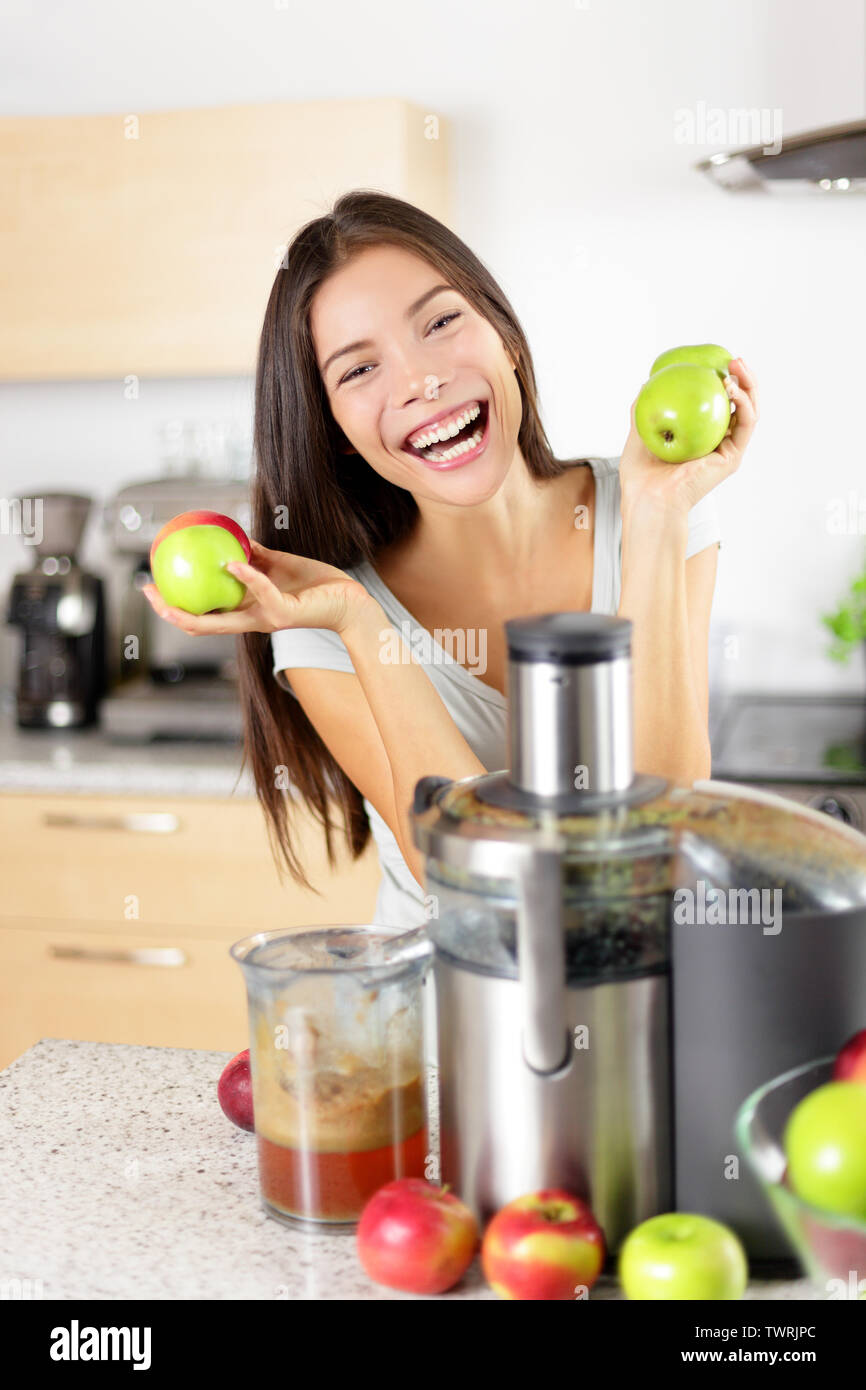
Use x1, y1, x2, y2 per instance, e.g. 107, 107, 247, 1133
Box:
0, 98, 452, 380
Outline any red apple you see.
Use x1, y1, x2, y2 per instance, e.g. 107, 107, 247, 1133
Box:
149, 510, 251, 615
481, 1189, 606, 1300
834, 1028, 866, 1085
357, 1178, 478, 1294
217, 1048, 254, 1132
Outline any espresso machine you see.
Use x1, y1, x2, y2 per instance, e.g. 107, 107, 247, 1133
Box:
410, 613, 866, 1262
6, 492, 106, 729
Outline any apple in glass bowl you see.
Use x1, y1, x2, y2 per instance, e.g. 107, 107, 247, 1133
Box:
737, 1056, 866, 1287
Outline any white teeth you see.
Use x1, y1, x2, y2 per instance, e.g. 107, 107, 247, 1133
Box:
421, 425, 483, 464
407, 402, 481, 451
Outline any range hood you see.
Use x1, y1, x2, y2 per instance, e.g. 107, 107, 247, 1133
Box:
697, 118, 866, 193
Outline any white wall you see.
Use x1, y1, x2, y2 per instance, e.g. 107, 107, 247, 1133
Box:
1, 0, 864, 695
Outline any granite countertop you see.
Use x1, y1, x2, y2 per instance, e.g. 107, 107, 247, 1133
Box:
0, 687, 771, 800
0, 1039, 824, 1302
0, 687, 724, 800
0, 697, 253, 797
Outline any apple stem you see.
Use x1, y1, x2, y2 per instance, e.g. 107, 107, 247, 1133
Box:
541, 1205, 567, 1222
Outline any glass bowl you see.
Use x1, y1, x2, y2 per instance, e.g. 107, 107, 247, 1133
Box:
736, 1057, 866, 1292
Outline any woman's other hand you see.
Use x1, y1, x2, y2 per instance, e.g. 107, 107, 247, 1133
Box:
142, 538, 371, 637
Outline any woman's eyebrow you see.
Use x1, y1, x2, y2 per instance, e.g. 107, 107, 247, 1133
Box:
321, 283, 454, 378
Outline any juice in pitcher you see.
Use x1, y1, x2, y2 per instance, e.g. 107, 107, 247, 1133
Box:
232, 925, 432, 1229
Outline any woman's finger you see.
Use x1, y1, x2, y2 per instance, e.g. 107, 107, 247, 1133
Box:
723, 375, 756, 445
142, 589, 209, 635
141, 584, 189, 626
225, 559, 283, 596
141, 579, 262, 636
244, 539, 279, 576
225, 559, 295, 626
728, 358, 759, 418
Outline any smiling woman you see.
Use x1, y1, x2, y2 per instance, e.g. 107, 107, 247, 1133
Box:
231, 190, 608, 911
143, 190, 743, 927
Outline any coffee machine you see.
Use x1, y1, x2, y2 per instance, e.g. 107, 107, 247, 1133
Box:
6, 493, 106, 729
410, 612, 866, 1262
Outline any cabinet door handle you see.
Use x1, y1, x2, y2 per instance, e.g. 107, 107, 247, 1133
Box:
48, 945, 188, 967
42, 812, 181, 834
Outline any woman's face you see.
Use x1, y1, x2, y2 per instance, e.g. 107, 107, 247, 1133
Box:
311, 244, 522, 504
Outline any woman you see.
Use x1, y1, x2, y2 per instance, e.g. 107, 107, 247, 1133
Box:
144, 190, 758, 929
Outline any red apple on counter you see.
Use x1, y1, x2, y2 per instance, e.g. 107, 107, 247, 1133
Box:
217, 1048, 255, 1132
150, 510, 251, 615
834, 1028, 866, 1085
481, 1189, 605, 1300
357, 1178, 478, 1294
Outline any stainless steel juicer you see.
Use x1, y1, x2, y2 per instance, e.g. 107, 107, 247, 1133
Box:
410, 613, 866, 1261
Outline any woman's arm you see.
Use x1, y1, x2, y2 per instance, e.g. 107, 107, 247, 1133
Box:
338, 593, 487, 884
618, 501, 714, 784
143, 541, 485, 890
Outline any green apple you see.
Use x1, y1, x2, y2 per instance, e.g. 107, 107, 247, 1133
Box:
635, 363, 731, 464
784, 1081, 866, 1219
650, 343, 733, 379
150, 511, 250, 615
618, 1213, 748, 1300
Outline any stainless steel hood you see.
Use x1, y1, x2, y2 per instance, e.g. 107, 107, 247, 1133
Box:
697, 118, 866, 194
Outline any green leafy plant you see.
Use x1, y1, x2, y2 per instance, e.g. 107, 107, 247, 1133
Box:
822, 557, 866, 662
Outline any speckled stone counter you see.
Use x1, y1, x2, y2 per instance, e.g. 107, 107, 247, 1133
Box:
0, 1040, 826, 1302
0, 700, 253, 797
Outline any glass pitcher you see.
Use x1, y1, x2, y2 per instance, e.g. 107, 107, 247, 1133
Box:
231, 924, 432, 1230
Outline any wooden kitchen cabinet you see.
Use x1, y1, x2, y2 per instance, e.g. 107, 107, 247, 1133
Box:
0, 97, 452, 379
0, 791, 382, 1068
0, 923, 250, 1064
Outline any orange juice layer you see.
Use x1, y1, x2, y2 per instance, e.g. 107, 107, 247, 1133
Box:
258, 1124, 428, 1222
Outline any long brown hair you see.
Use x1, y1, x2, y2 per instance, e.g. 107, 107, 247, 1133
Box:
239, 189, 577, 890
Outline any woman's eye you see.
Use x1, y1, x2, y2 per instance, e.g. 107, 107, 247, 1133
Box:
341, 363, 373, 383
339, 312, 461, 384
429, 311, 461, 333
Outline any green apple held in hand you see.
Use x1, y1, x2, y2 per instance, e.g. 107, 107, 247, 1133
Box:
635, 363, 731, 464
150, 511, 251, 615
649, 343, 733, 380
784, 1080, 866, 1219
618, 1212, 748, 1300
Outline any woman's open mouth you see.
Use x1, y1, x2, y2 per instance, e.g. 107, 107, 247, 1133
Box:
402, 400, 490, 471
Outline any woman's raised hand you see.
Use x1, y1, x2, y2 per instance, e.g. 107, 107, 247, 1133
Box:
142, 538, 370, 637
618, 357, 759, 518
